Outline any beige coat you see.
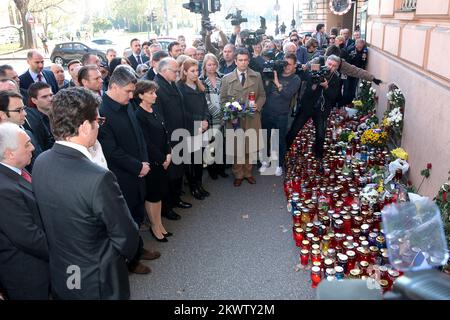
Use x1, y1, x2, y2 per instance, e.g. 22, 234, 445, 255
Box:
220, 68, 266, 154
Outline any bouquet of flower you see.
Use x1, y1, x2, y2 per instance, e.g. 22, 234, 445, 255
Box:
355, 81, 377, 116
361, 127, 388, 147
222, 100, 253, 130
360, 185, 379, 205
391, 147, 408, 160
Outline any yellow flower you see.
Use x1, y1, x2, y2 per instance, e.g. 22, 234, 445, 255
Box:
377, 180, 384, 193
391, 148, 408, 160
382, 118, 390, 127
348, 132, 355, 142
352, 100, 363, 107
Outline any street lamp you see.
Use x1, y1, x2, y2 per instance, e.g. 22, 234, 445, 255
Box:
274, 0, 280, 35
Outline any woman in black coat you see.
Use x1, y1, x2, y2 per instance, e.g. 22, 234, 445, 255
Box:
177, 58, 210, 200
134, 80, 173, 242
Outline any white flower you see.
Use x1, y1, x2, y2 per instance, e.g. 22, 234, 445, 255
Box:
232, 101, 240, 108
225, 102, 231, 107
236, 105, 242, 111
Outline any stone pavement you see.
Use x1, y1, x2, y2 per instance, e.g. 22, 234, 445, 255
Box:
130, 168, 315, 300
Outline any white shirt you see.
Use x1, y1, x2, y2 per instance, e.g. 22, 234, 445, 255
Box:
56, 141, 93, 161
238, 70, 247, 84
134, 54, 143, 64
0, 162, 21, 175
29, 69, 47, 83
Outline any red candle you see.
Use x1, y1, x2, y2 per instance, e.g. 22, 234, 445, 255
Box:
294, 227, 304, 247
311, 266, 322, 288
300, 249, 310, 266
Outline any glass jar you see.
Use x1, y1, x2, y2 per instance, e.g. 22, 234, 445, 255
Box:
311, 249, 322, 264
349, 269, 362, 279
321, 235, 331, 253
294, 227, 304, 247
337, 253, 349, 274
346, 250, 356, 271
334, 266, 344, 280
301, 240, 311, 250
311, 266, 322, 288
325, 268, 336, 281
359, 261, 369, 276
300, 249, 310, 266
333, 219, 344, 233
342, 215, 352, 235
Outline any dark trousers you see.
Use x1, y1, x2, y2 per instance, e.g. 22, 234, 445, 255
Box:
261, 112, 289, 167
128, 236, 144, 270
342, 77, 358, 106
186, 150, 204, 187
162, 177, 183, 213
286, 105, 328, 159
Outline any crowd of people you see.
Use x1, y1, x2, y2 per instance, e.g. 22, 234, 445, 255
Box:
0, 22, 381, 300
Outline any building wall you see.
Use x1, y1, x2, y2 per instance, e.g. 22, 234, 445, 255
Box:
366, 0, 450, 196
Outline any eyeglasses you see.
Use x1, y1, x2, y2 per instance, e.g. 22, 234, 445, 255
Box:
95, 116, 106, 126
290, 38, 299, 42
8, 106, 26, 113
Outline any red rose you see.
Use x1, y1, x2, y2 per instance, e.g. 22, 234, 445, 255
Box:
427, 163, 432, 170
443, 191, 447, 203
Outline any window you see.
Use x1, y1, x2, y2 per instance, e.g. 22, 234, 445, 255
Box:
73, 43, 87, 51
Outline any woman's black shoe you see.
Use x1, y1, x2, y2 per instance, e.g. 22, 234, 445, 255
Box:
150, 228, 168, 242
198, 185, 210, 197
190, 187, 205, 200
163, 231, 173, 237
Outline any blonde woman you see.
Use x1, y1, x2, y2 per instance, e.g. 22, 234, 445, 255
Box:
199, 53, 228, 180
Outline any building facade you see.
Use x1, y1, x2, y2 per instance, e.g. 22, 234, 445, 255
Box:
365, 0, 450, 197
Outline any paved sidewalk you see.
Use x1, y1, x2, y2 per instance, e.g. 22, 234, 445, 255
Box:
130, 169, 315, 300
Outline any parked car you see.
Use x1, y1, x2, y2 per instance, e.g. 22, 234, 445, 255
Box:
50, 42, 107, 65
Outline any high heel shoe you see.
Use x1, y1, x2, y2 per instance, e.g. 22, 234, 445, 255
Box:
197, 185, 210, 197
163, 231, 173, 237
149, 228, 168, 242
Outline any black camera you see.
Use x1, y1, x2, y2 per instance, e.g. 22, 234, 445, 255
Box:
225, 9, 248, 26
202, 19, 215, 32
262, 59, 288, 80
310, 65, 331, 85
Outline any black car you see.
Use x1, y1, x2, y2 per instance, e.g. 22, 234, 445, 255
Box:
50, 42, 107, 65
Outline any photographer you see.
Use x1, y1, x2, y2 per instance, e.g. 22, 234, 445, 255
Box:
205, 28, 229, 60
286, 55, 342, 163
260, 53, 301, 176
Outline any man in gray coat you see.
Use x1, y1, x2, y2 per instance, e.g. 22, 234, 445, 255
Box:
32, 87, 140, 299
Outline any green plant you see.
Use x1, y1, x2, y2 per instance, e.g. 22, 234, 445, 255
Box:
435, 171, 450, 274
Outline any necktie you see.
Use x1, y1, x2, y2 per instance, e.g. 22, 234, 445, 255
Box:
21, 170, 32, 183
241, 72, 246, 87
37, 73, 43, 82
137, 55, 142, 64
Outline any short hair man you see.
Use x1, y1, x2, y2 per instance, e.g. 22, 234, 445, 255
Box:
67, 60, 82, 87
0, 91, 27, 127
78, 65, 104, 95
0, 122, 49, 300
144, 50, 169, 81
81, 53, 100, 67
26, 82, 55, 152
154, 57, 191, 220
0, 65, 20, 85
220, 48, 266, 186
168, 41, 182, 59
128, 38, 149, 70
19, 50, 59, 95
106, 48, 117, 66
184, 47, 197, 59
219, 44, 237, 75
32, 87, 140, 299
50, 64, 68, 89
99, 65, 160, 274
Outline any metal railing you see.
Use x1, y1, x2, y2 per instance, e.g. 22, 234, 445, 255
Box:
401, 0, 417, 11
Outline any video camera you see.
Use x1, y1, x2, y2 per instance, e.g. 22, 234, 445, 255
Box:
225, 9, 248, 26
202, 19, 215, 32
240, 16, 267, 48
310, 64, 331, 85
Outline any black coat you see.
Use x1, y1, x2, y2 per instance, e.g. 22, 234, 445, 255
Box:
19, 69, 59, 95
0, 164, 49, 299
176, 82, 209, 135
128, 54, 150, 70
98, 94, 148, 210
32, 144, 139, 300
144, 68, 157, 81
24, 107, 54, 152
154, 74, 187, 179
136, 106, 171, 166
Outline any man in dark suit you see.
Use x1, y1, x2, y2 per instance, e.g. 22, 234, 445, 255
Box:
25, 82, 55, 152
0, 64, 31, 104
18, 50, 59, 96
155, 57, 192, 220
144, 50, 168, 81
128, 38, 149, 71
0, 122, 49, 299
32, 87, 142, 299
99, 65, 159, 274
